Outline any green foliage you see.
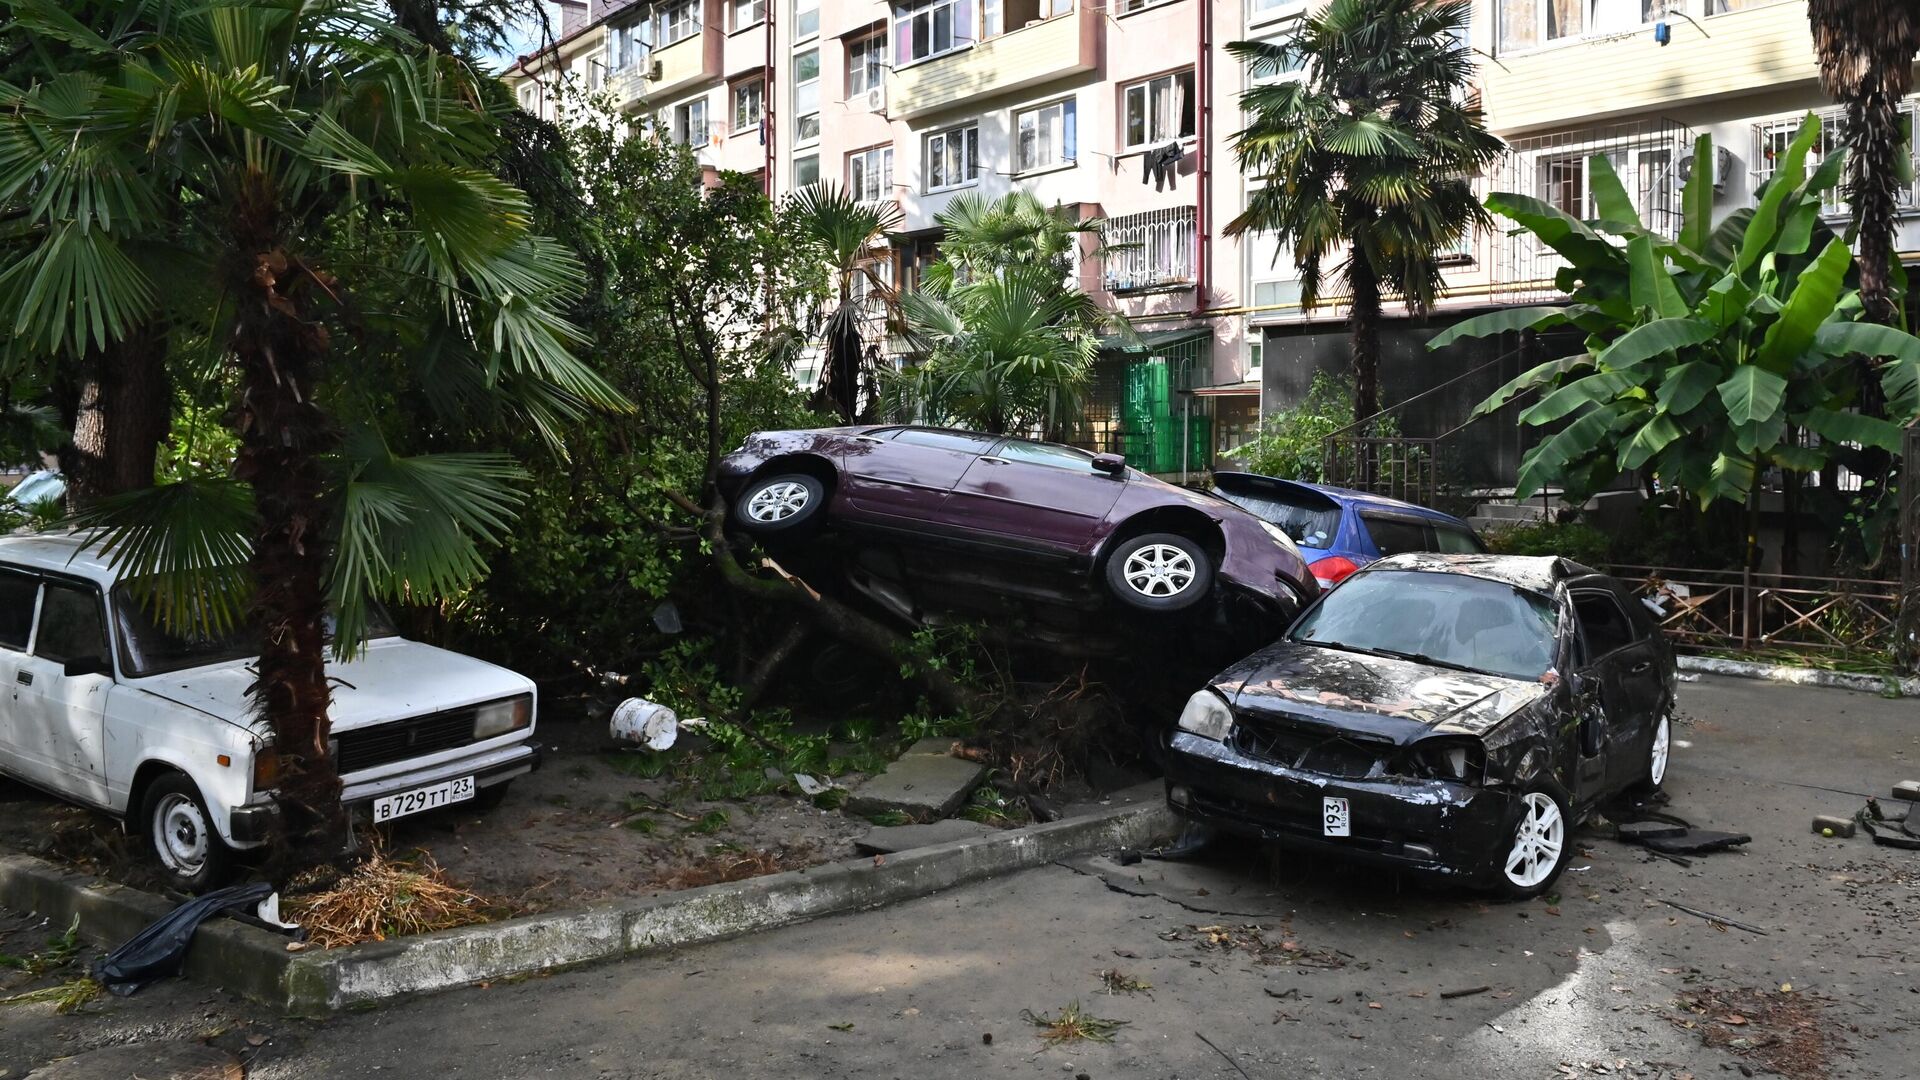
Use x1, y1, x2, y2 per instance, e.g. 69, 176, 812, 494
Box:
1220, 372, 1371, 480
1443, 116, 1920, 554
1478, 520, 1613, 566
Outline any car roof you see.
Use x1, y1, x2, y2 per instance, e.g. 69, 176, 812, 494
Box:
1211, 473, 1474, 526
1363, 552, 1596, 593
0, 531, 120, 583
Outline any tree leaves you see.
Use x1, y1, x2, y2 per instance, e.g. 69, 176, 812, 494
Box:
1427, 306, 1571, 350
1717, 365, 1788, 427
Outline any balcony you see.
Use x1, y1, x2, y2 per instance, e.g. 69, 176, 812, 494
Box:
1479, 1, 1816, 134
887, 9, 1094, 120
1753, 97, 1920, 218
1104, 207, 1195, 294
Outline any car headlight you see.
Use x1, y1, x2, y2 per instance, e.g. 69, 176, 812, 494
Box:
1177, 690, 1235, 741
474, 694, 534, 740
1401, 736, 1487, 784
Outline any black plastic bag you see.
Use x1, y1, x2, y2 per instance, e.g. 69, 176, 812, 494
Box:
92, 881, 274, 996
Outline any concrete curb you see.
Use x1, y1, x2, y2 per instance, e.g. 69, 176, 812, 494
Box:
1677, 654, 1920, 698
0, 786, 1178, 1016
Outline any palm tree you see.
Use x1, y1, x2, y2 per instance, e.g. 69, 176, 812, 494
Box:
1808, 0, 1920, 327
784, 183, 903, 422
1226, 0, 1502, 423
919, 190, 1105, 299
0, 0, 624, 871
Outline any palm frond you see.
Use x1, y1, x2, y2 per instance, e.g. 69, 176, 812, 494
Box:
67, 477, 257, 637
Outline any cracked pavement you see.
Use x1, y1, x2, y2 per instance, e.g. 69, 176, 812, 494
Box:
4, 673, 1919, 1079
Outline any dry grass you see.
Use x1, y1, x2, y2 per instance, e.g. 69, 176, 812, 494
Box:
1095, 968, 1152, 995
283, 852, 491, 949
0, 977, 103, 1014
1022, 1001, 1128, 1045
651, 843, 819, 891
1668, 986, 1842, 1080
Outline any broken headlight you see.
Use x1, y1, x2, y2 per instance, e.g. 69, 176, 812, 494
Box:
1177, 690, 1235, 741
1401, 736, 1488, 785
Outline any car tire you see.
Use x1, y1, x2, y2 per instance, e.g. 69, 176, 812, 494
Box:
1488, 785, 1572, 902
734, 473, 826, 534
473, 781, 512, 812
1632, 710, 1672, 796
1105, 533, 1214, 612
141, 773, 234, 894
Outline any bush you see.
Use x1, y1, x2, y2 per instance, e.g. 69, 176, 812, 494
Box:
1220, 372, 1352, 481
1479, 520, 1613, 566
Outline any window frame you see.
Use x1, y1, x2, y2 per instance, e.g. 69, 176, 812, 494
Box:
733, 79, 765, 134
1120, 68, 1195, 153
793, 47, 821, 146
1246, 0, 1307, 28
847, 144, 896, 203
1012, 96, 1076, 175
671, 97, 710, 147
893, 0, 971, 68
1571, 587, 1640, 663
891, 427, 999, 452
924, 123, 981, 192
732, 0, 767, 32
793, 153, 820, 188
1115, 0, 1178, 15
0, 567, 40, 653
848, 33, 887, 99
655, 0, 702, 47
794, 0, 820, 41
31, 577, 113, 670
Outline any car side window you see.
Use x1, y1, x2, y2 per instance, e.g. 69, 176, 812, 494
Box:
892, 429, 996, 453
0, 569, 37, 651
1431, 523, 1484, 554
1361, 515, 1428, 557
993, 440, 1099, 473
33, 582, 110, 667
1572, 591, 1635, 661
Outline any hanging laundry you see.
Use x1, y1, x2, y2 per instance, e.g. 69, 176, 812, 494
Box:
1141, 142, 1184, 191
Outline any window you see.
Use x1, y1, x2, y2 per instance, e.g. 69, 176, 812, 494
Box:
895, 0, 970, 65
1118, 0, 1174, 12
1014, 97, 1075, 172
1537, 150, 1627, 219
848, 145, 894, 202
988, 0, 1071, 34
1214, 488, 1341, 548
33, 581, 108, 667
1104, 206, 1195, 291
733, 0, 766, 30
995, 440, 1101, 472
1290, 570, 1557, 681
1707, 0, 1772, 11
1432, 524, 1485, 554
924, 125, 979, 191
848, 34, 886, 99
1122, 70, 1194, 151
655, 0, 701, 46
607, 19, 650, 71
1361, 516, 1431, 558
672, 98, 709, 146
1573, 591, 1637, 659
734, 80, 765, 132
794, 0, 819, 39
893, 428, 997, 452
794, 49, 819, 143
0, 569, 36, 650
518, 83, 536, 111
1497, 0, 1580, 53
1249, 0, 1307, 24
793, 153, 819, 187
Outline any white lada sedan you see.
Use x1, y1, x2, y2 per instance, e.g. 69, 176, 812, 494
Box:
0, 532, 538, 891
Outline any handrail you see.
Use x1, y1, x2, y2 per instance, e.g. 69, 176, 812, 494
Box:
1321, 341, 1528, 443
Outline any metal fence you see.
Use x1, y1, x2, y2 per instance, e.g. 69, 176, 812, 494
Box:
1605, 565, 1904, 660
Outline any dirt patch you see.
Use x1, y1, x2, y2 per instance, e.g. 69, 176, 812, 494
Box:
1667, 985, 1846, 1080
1156, 919, 1351, 970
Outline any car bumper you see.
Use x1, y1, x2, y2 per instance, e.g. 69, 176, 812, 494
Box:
1163, 730, 1516, 883
339, 741, 539, 806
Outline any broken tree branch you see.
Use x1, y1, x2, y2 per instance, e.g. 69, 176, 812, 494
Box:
1660, 899, 1770, 935
1194, 1031, 1254, 1080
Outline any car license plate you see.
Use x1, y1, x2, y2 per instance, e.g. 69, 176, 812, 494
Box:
1322, 796, 1351, 837
372, 776, 475, 823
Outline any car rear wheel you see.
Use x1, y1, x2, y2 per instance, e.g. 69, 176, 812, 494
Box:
1105, 533, 1213, 612
142, 773, 234, 894
1634, 712, 1671, 795
1490, 788, 1570, 901
735, 473, 825, 534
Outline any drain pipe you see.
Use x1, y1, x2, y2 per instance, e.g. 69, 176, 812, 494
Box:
1194, 0, 1211, 306
764, 0, 775, 195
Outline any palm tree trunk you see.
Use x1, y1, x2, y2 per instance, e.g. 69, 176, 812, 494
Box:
1348, 257, 1382, 424
228, 179, 342, 877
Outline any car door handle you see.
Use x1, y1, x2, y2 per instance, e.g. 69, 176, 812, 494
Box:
852, 435, 885, 444
15, 671, 30, 686
1629, 661, 1652, 674
976, 456, 1008, 465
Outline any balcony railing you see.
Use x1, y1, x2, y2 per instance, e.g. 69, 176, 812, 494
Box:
1754, 97, 1920, 217
1104, 207, 1196, 294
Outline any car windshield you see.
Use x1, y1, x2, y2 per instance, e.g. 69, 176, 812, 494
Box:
1212, 486, 1341, 548
113, 584, 398, 677
1289, 569, 1557, 680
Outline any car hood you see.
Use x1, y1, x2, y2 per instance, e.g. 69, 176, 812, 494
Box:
134, 638, 534, 735
1214, 641, 1548, 745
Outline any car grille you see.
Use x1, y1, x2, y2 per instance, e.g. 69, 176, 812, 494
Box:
1231, 715, 1386, 778
334, 707, 480, 775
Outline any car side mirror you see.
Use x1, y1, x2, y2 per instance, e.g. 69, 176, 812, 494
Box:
1092, 453, 1126, 477
63, 656, 110, 679
1567, 672, 1588, 698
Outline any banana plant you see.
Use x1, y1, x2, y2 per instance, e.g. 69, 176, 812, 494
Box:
1432, 114, 1920, 507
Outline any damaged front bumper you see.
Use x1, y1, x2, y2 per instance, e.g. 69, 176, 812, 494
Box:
1163, 730, 1516, 884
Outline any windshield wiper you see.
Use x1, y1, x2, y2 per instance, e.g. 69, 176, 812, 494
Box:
1366, 647, 1486, 675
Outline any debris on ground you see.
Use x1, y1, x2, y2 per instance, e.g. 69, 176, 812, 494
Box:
92, 881, 275, 994
1891, 780, 1919, 802
1608, 799, 1751, 858
283, 854, 490, 949
0, 976, 101, 1014
853, 819, 995, 855
1668, 985, 1842, 1080
651, 843, 819, 890
1658, 899, 1769, 935
1810, 814, 1857, 838
1095, 968, 1151, 995
610, 697, 682, 749
1023, 1001, 1127, 1045
844, 738, 989, 821
1856, 797, 1920, 850
1159, 922, 1349, 969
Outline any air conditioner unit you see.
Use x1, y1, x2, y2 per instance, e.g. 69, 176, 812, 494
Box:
646, 59, 664, 81
863, 86, 886, 112
1677, 145, 1735, 192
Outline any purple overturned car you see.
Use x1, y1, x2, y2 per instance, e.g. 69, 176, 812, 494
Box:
717, 426, 1318, 623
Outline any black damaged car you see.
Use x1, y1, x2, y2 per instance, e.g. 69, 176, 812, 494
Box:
1164, 553, 1676, 899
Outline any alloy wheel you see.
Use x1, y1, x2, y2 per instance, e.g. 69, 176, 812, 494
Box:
153, 793, 209, 877
1503, 791, 1564, 889
1122, 543, 1196, 598
746, 481, 810, 523
1649, 714, 1670, 787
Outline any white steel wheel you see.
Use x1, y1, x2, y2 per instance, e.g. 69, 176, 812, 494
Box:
1503, 792, 1565, 890
153, 792, 211, 878
1123, 543, 1197, 598
1648, 714, 1671, 788
746, 481, 811, 524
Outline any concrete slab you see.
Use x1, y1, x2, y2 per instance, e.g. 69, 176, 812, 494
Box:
845, 742, 988, 820
853, 819, 996, 855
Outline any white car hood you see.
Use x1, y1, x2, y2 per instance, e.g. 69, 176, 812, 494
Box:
136, 637, 533, 735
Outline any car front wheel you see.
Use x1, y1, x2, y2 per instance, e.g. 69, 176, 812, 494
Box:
142, 773, 234, 894
734, 473, 826, 534
1635, 711, 1671, 794
1105, 533, 1213, 612
1490, 788, 1571, 901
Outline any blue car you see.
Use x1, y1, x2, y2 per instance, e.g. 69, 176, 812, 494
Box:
1210, 472, 1485, 590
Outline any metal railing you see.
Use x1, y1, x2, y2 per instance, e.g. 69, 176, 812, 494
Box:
1754, 97, 1920, 216
1607, 565, 1903, 660
1103, 206, 1196, 293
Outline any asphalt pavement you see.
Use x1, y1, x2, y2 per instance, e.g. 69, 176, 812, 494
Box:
4, 673, 1919, 1079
